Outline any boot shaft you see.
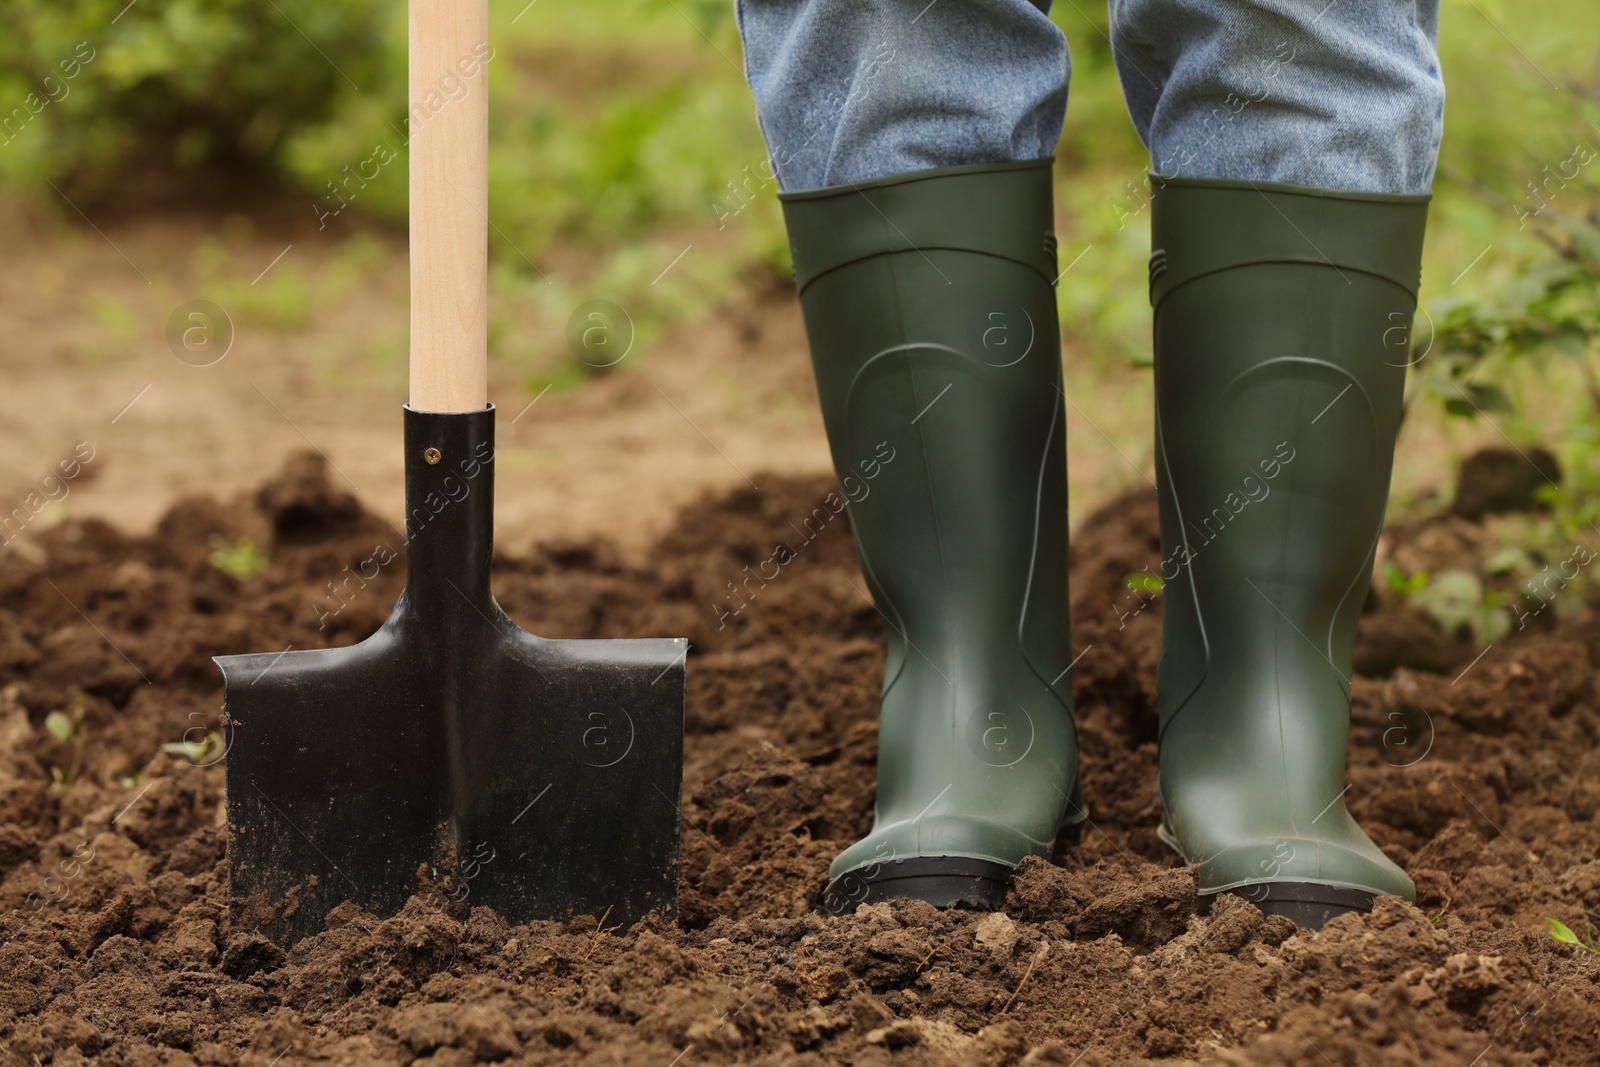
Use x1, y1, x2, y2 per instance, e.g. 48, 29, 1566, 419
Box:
780, 161, 1082, 890
1149, 176, 1429, 906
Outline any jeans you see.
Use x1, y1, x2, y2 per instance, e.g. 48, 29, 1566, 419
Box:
733, 0, 1444, 194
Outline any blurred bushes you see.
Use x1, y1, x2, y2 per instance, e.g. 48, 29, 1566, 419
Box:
0, 0, 391, 191
283, 39, 775, 255
0, 0, 784, 379
278, 0, 781, 386
0, 0, 777, 266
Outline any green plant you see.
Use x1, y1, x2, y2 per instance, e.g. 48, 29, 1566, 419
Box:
1383, 53, 1600, 540
1124, 572, 1164, 595
1408, 86, 1600, 522
208, 535, 271, 580
1416, 200, 1599, 418
1383, 560, 1429, 598
1406, 568, 1512, 644
44, 691, 86, 795
193, 239, 313, 330
83, 292, 138, 343
161, 731, 225, 766
67, 292, 141, 364
1546, 915, 1600, 956
0, 0, 391, 193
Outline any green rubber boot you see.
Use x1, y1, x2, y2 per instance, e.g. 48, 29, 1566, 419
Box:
779, 160, 1084, 914
1149, 177, 1429, 928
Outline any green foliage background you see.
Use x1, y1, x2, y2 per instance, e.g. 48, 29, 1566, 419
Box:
0, 0, 390, 186
0, 0, 1594, 485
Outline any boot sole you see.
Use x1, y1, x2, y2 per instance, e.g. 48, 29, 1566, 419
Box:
1227, 882, 1376, 930
1160, 823, 1380, 930
823, 856, 1013, 915
822, 799, 1085, 916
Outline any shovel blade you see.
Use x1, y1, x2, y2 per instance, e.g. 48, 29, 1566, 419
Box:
218, 619, 685, 945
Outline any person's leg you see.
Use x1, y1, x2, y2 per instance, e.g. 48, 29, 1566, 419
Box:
736, 0, 1070, 189
735, 2, 1084, 910
1109, 0, 1443, 191
1110, 0, 1444, 927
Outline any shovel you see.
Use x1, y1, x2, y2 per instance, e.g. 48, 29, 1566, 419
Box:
215, 0, 687, 945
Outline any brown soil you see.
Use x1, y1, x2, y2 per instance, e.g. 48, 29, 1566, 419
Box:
1, 454, 1598, 1066
0, 196, 835, 565
0, 191, 1500, 568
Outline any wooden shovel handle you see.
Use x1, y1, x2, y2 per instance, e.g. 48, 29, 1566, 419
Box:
409, 0, 489, 413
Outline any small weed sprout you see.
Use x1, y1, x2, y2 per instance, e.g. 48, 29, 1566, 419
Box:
160, 731, 225, 766
1124, 572, 1164, 595
209, 535, 272, 579
1545, 915, 1600, 956
1383, 560, 1428, 597
1397, 566, 1512, 644
44, 691, 87, 795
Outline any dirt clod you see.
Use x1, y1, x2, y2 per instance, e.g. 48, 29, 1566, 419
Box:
1452, 445, 1562, 520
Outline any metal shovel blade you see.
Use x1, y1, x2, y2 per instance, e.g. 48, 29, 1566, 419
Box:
216, 405, 686, 945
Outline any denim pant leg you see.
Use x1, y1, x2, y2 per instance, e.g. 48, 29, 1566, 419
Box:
1108, 0, 1445, 194
734, 0, 1070, 191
